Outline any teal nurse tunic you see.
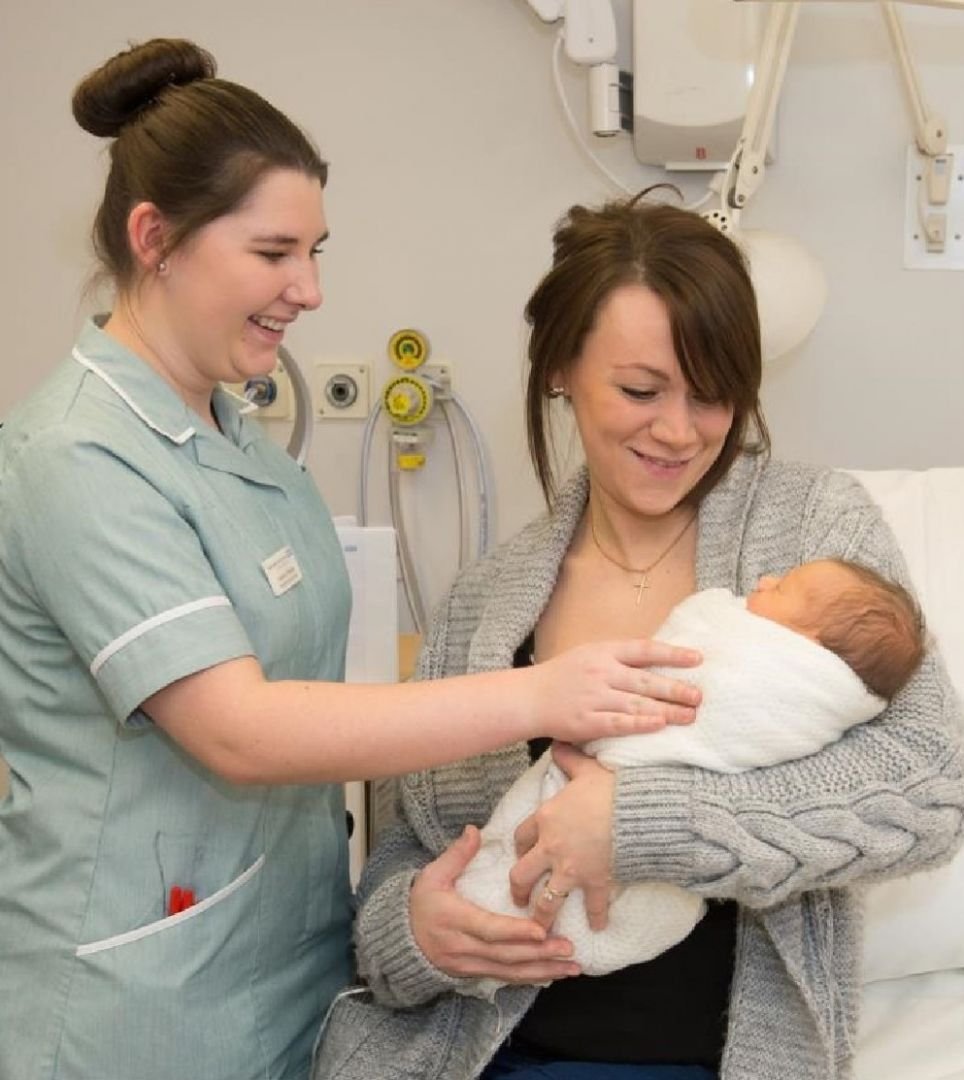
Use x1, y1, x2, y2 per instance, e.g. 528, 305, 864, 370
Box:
0, 320, 354, 1080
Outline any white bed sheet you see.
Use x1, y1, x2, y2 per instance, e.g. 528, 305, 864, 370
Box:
854, 970, 964, 1080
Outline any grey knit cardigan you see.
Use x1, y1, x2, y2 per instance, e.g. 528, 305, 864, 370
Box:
314, 456, 964, 1080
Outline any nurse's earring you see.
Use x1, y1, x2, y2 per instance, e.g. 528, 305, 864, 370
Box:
157, 259, 168, 275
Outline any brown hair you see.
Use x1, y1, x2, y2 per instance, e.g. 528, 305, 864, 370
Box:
815, 560, 926, 700
72, 38, 327, 287
524, 191, 769, 505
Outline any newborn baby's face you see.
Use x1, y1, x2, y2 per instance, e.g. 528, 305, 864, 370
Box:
746, 560, 852, 639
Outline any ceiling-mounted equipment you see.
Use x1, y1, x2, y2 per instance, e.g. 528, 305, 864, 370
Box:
632, 0, 766, 170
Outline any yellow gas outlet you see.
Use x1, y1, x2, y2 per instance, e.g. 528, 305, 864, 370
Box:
383, 374, 432, 425
388, 328, 430, 371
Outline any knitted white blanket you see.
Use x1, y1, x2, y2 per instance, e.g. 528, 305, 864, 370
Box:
456, 588, 885, 991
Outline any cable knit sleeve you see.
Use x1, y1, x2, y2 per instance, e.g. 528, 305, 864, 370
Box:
611, 465, 964, 907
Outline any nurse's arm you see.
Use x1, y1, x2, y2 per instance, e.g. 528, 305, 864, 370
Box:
142, 647, 700, 785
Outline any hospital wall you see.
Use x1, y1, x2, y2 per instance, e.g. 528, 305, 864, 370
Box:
1, 0, 963, 638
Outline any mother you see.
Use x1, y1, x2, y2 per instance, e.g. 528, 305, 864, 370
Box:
315, 195, 964, 1080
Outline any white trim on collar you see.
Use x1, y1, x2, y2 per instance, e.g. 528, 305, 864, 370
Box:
72, 348, 196, 445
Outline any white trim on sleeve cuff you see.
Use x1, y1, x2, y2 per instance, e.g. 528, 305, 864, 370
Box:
90, 596, 233, 677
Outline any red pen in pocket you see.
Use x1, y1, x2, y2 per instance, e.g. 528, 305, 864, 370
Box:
167, 885, 197, 916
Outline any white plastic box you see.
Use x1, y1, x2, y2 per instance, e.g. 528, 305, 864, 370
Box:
632, 0, 764, 170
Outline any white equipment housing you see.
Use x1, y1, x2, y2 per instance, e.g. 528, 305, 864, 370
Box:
632, 0, 766, 170
335, 523, 398, 886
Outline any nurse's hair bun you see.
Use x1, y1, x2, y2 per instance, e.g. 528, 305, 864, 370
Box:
72, 38, 216, 138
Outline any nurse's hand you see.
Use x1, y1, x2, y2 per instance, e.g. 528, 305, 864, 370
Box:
510, 743, 615, 932
532, 639, 701, 745
410, 825, 581, 984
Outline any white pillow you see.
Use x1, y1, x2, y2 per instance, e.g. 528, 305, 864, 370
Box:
846, 468, 964, 983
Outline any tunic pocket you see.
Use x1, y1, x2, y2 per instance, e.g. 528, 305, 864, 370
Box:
56, 853, 268, 1080
75, 853, 265, 957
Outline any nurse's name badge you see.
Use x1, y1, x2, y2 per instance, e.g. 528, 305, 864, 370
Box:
261, 545, 303, 597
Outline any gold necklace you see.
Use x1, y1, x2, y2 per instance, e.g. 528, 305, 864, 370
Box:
589, 510, 697, 606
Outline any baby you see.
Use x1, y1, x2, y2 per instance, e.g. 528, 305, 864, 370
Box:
455, 558, 925, 991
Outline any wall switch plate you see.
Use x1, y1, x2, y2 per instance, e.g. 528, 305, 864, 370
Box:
315, 363, 371, 419
904, 145, 964, 270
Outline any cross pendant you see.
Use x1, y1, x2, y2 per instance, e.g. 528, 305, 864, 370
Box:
634, 574, 650, 606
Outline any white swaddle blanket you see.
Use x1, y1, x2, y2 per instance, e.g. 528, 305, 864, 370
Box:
456, 588, 885, 995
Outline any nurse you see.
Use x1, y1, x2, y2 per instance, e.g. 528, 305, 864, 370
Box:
0, 37, 702, 1080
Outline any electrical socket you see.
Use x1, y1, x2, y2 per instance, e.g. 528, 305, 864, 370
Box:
315, 362, 372, 419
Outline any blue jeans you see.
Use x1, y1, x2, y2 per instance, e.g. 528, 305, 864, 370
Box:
480, 1045, 718, 1079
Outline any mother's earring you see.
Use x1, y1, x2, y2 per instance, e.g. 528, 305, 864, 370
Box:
547, 386, 568, 399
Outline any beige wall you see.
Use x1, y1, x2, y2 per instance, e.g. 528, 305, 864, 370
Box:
1, 0, 963, 625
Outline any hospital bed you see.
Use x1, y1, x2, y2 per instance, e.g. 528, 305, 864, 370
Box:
848, 468, 964, 1080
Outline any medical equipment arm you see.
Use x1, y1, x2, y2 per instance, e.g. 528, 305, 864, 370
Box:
882, 2, 947, 155
719, 0, 954, 227
880, 1, 954, 250
723, 4, 799, 223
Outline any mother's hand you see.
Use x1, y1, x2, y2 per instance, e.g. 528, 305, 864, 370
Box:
410, 825, 581, 984
511, 743, 616, 931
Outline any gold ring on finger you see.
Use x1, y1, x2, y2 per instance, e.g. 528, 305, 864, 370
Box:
541, 884, 570, 903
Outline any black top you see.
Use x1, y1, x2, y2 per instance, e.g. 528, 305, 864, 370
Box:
510, 637, 736, 1067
